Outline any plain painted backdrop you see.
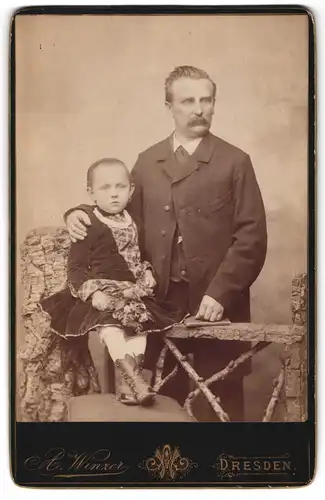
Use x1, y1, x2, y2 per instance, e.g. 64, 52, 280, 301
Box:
15, 13, 309, 420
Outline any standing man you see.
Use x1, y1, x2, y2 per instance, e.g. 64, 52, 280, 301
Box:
65, 66, 267, 421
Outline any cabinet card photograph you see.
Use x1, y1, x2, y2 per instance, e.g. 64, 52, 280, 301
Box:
11, 5, 315, 487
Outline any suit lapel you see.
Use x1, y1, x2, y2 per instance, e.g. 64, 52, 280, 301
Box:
192, 132, 214, 164
157, 132, 214, 184
167, 154, 200, 183
155, 135, 177, 181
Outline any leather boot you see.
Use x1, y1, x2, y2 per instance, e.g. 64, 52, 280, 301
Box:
114, 361, 138, 406
115, 354, 156, 406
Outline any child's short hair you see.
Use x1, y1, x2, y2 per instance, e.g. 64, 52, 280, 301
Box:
87, 158, 130, 187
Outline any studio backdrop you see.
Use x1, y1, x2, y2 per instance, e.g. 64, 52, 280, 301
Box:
15, 14, 309, 421
15, 14, 308, 324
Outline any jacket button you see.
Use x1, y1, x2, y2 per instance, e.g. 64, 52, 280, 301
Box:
181, 270, 187, 277
164, 205, 170, 212
161, 230, 166, 236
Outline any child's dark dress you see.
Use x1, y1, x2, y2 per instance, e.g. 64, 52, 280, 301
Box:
40, 208, 180, 339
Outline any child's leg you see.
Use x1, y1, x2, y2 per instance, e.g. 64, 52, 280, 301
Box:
124, 335, 147, 357
98, 326, 129, 362
99, 327, 147, 359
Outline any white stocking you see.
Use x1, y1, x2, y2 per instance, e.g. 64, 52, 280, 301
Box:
98, 326, 147, 362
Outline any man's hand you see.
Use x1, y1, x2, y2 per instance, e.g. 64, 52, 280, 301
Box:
66, 210, 91, 242
195, 295, 224, 322
144, 269, 156, 288
92, 291, 110, 311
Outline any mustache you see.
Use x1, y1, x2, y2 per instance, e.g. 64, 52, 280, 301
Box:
189, 117, 209, 126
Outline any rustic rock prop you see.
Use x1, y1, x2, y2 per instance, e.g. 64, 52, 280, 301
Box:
19, 227, 100, 422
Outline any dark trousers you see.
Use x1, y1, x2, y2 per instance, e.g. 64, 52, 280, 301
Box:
144, 281, 245, 422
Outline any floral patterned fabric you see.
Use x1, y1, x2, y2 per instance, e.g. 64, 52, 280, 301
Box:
77, 277, 155, 334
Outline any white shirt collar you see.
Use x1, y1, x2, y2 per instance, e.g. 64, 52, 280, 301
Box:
173, 132, 203, 155
94, 207, 132, 229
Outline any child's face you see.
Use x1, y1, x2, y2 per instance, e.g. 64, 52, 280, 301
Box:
88, 163, 133, 214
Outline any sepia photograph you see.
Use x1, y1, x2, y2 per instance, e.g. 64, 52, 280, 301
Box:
15, 10, 310, 430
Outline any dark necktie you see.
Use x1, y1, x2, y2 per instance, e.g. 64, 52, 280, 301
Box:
175, 145, 191, 164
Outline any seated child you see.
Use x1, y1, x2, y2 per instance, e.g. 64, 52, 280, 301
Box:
40, 158, 179, 406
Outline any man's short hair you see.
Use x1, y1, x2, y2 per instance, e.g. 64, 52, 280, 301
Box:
165, 65, 217, 103
87, 158, 130, 187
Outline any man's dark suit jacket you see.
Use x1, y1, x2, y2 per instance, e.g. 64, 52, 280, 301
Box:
128, 132, 267, 322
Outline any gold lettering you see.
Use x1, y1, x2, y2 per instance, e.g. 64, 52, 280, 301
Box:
25, 448, 129, 477
253, 460, 261, 471
283, 461, 291, 471
92, 449, 111, 462
43, 451, 64, 472
232, 461, 240, 471
69, 452, 89, 470
243, 461, 251, 471
24, 455, 41, 470
219, 458, 228, 471
89, 464, 102, 471
26, 448, 65, 473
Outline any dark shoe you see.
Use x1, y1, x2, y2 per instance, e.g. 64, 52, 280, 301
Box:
114, 361, 138, 406
115, 354, 156, 406
133, 354, 156, 406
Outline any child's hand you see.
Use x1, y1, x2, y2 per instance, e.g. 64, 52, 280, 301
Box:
123, 288, 137, 300
144, 269, 156, 288
92, 291, 109, 311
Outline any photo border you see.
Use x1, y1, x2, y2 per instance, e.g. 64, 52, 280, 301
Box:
10, 4, 316, 487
